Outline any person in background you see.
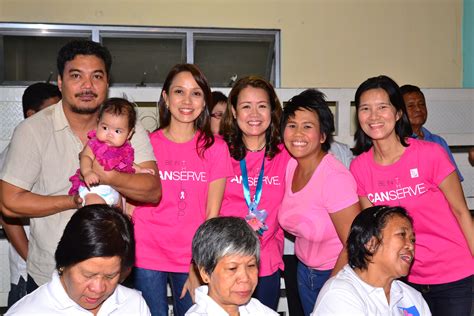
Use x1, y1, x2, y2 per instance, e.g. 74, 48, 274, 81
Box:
0, 40, 161, 293
210, 91, 228, 135
220, 76, 291, 311
0, 82, 61, 308
186, 216, 278, 316
329, 141, 353, 169
21, 82, 62, 118
279, 89, 360, 315
400, 84, 463, 181
350, 75, 473, 316
313, 206, 431, 316
469, 147, 474, 166
132, 64, 232, 316
6, 204, 151, 315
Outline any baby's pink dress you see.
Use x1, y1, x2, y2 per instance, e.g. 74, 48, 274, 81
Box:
69, 130, 135, 195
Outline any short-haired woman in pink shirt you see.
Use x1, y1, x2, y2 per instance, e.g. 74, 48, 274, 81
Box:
279, 89, 360, 316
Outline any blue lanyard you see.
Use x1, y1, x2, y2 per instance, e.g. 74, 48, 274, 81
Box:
240, 157, 265, 211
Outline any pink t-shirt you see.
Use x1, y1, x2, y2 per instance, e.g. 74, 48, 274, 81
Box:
133, 130, 233, 272
220, 145, 291, 277
279, 154, 358, 270
350, 138, 474, 284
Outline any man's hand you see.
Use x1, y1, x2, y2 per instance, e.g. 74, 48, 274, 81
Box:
72, 194, 83, 208
91, 160, 161, 204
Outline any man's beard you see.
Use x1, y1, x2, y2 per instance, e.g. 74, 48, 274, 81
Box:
70, 104, 100, 114
70, 90, 102, 114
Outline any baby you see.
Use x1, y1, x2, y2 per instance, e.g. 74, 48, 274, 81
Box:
69, 97, 153, 206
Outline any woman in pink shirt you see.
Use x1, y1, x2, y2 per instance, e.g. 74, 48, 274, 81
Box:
219, 76, 290, 311
350, 75, 473, 316
279, 89, 360, 315
132, 64, 232, 316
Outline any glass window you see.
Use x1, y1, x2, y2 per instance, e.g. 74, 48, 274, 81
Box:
102, 35, 186, 85
0, 24, 280, 87
194, 33, 275, 87
2, 35, 88, 84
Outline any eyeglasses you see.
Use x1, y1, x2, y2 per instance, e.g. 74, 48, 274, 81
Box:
211, 112, 224, 119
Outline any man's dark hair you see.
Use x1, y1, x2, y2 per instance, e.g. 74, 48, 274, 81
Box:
22, 82, 61, 118
399, 84, 424, 98
210, 91, 228, 112
57, 40, 112, 78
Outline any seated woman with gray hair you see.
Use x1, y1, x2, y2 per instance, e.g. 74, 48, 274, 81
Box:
7, 205, 150, 315
186, 216, 278, 316
312, 206, 431, 316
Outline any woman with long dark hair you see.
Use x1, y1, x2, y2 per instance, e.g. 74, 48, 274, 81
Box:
132, 64, 232, 316
350, 75, 473, 316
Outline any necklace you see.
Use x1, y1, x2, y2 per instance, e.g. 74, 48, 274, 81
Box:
246, 143, 266, 152
164, 128, 195, 143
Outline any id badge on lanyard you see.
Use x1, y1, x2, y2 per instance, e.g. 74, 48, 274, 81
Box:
240, 158, 268, 237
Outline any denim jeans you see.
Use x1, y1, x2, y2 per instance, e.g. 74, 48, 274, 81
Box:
26, 274, 39, 294
283, 255, 304, 316
134, 267, 193, 316
297, 261, 332, 316
8, 277, 27, 308
406, 275, 473, 316
253, 270, 281, 311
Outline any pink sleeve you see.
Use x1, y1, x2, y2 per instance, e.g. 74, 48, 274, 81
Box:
424, 142, 456, 186
324, 164, 359, 213
350, 156, 368, 197
207, 140, 233, 182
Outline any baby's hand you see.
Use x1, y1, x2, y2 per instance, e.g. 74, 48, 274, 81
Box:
83, 171, 100, 187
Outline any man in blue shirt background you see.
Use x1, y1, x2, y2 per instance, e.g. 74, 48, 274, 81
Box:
400, 84, 463, 181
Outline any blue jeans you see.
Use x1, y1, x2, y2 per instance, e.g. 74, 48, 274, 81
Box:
297, 261, 331, 316
26, 274, 39, 294
8, 277, 27, 308
406, 275, 473, 316
253, 270, 281, 311
134, 267, 193, 316
283, 255, 304, 316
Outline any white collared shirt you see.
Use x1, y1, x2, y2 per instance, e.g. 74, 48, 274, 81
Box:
0, 101, 155, 286
312, 265, 431, 316
185, 285, 279, 316
6, 271, 151, 315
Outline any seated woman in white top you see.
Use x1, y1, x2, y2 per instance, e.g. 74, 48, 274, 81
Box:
312, 205, 431, 316
186, 216, 278, 316
6, 204, 150, 315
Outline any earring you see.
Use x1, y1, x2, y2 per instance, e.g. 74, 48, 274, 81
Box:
58, 267, 64, 275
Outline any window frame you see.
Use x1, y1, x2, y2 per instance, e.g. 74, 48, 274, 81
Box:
0, 23, 280, 87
